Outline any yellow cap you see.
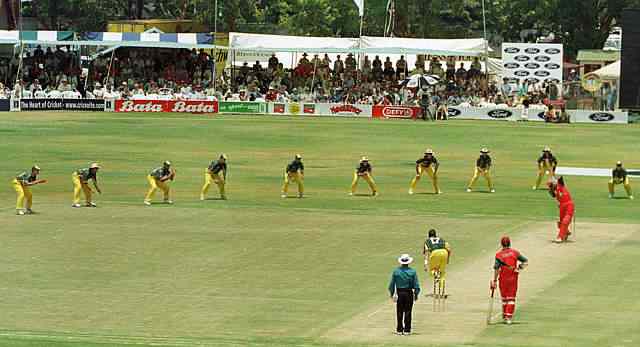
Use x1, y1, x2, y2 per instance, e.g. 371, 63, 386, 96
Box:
543, 146, 551, 152
32, 165, 41, 171
220, 153, 228, 160
480, 148, 489, 153
425, 149, 434, 154
90, 162, 101, 169
163, 161, 172, 166
361, 156, 369, 162
295, 154, 302, 159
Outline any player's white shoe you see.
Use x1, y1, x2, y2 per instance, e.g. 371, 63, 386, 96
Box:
165, 200, 173, 205
505, 319, 512, 325
532, 186, 537, 190
143, 200, 151, 206
298, 193, 304, 198
373, 192, 378, 197
349, 192, 353, 196
408, 189, 414, 195
490, 189, 496, 193
281, 194, 287, 198
630, 195, 635, 200
87, 202, 97, 207
609, 193, 613, 199
200, 195, 205, 201
72, 203, 82, 208
16, 210, 25, 215
466, 188, 472, 193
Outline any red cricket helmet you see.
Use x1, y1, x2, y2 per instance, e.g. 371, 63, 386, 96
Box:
500, 236, 511, 248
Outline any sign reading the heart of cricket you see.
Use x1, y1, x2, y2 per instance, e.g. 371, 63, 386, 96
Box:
501, 43, 563, 84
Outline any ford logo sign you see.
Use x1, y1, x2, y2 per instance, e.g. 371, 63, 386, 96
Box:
534, 56, 551, 62
544, 78, 560, 84
504, 62, 520, 69
589, 112, 615, 122
448, 108, 461, 118
544, 48, 561, 54
514, 55, 530, 62
534, 70, 551, 77
544, 63, 560, 69
537, 112, 546, 120
525, 47, 540, 54
515, 70, 530, 77
524, 63, 540, 69
488, 109, 513, 119
526, 78, 541, 84
504, 47, 520, 54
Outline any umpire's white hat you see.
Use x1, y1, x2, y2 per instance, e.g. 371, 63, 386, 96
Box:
398, 254, 413, 265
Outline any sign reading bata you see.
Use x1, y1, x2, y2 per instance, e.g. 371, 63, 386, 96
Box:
20, 98, 105, 111
372, 105, 421, 119
218, 101, 267, 114
114, 99, 218, 113
501, 43, 563, 84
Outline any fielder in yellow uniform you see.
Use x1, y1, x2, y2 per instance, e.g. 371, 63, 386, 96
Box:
423, 229, 452, 293
144, 161, 175, 205
609, 161, 634, 199
12, 165, 47, 215
201, 154, 228, 200
350, 157, 378, 196
409, 149, 441, 195
72, 163, 101, 208
282, 154, 304, 198
467, 148, 495, 193
533, 147, 557, 190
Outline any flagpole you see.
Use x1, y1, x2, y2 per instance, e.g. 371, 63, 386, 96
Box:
358, 0, 364, 82
482, 0, 489, 75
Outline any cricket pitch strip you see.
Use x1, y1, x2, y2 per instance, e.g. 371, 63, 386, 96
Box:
323, 222, 639, 345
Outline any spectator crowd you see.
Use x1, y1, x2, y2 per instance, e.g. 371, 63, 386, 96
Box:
0, 45, 575, 115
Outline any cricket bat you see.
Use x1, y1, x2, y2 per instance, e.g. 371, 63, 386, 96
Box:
486, 284, 495, 325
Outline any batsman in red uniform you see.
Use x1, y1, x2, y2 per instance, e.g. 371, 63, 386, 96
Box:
491, 236, 528, 325
548, 176, 575, 243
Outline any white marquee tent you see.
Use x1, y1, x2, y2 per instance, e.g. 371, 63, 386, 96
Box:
589, 60, 620, 80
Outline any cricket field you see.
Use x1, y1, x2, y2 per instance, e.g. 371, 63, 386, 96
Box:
1, 112, 639, 347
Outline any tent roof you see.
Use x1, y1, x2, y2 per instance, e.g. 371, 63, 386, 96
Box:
229, 32, 488, 56
360, 36, 489, 56
229, 32, 359, 53
0, 30, 225, 49
590, 60, 620, 80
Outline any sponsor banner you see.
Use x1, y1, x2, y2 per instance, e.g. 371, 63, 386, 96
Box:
268, 102, 316, 115
114, 99, 218, 113
372, 105, 421, 119
0, 98, 9, 111
20, 98, 105, 111
568, 110, 628, 124
314, 103, 372, 117
218, 101, 266, 114
501, 43, 563, 85
447, 106, 545, 121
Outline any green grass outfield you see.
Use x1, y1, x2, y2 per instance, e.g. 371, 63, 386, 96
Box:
0, 113, 639, 347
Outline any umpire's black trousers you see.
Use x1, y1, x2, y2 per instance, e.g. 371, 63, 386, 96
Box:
396, 288, 414, 333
